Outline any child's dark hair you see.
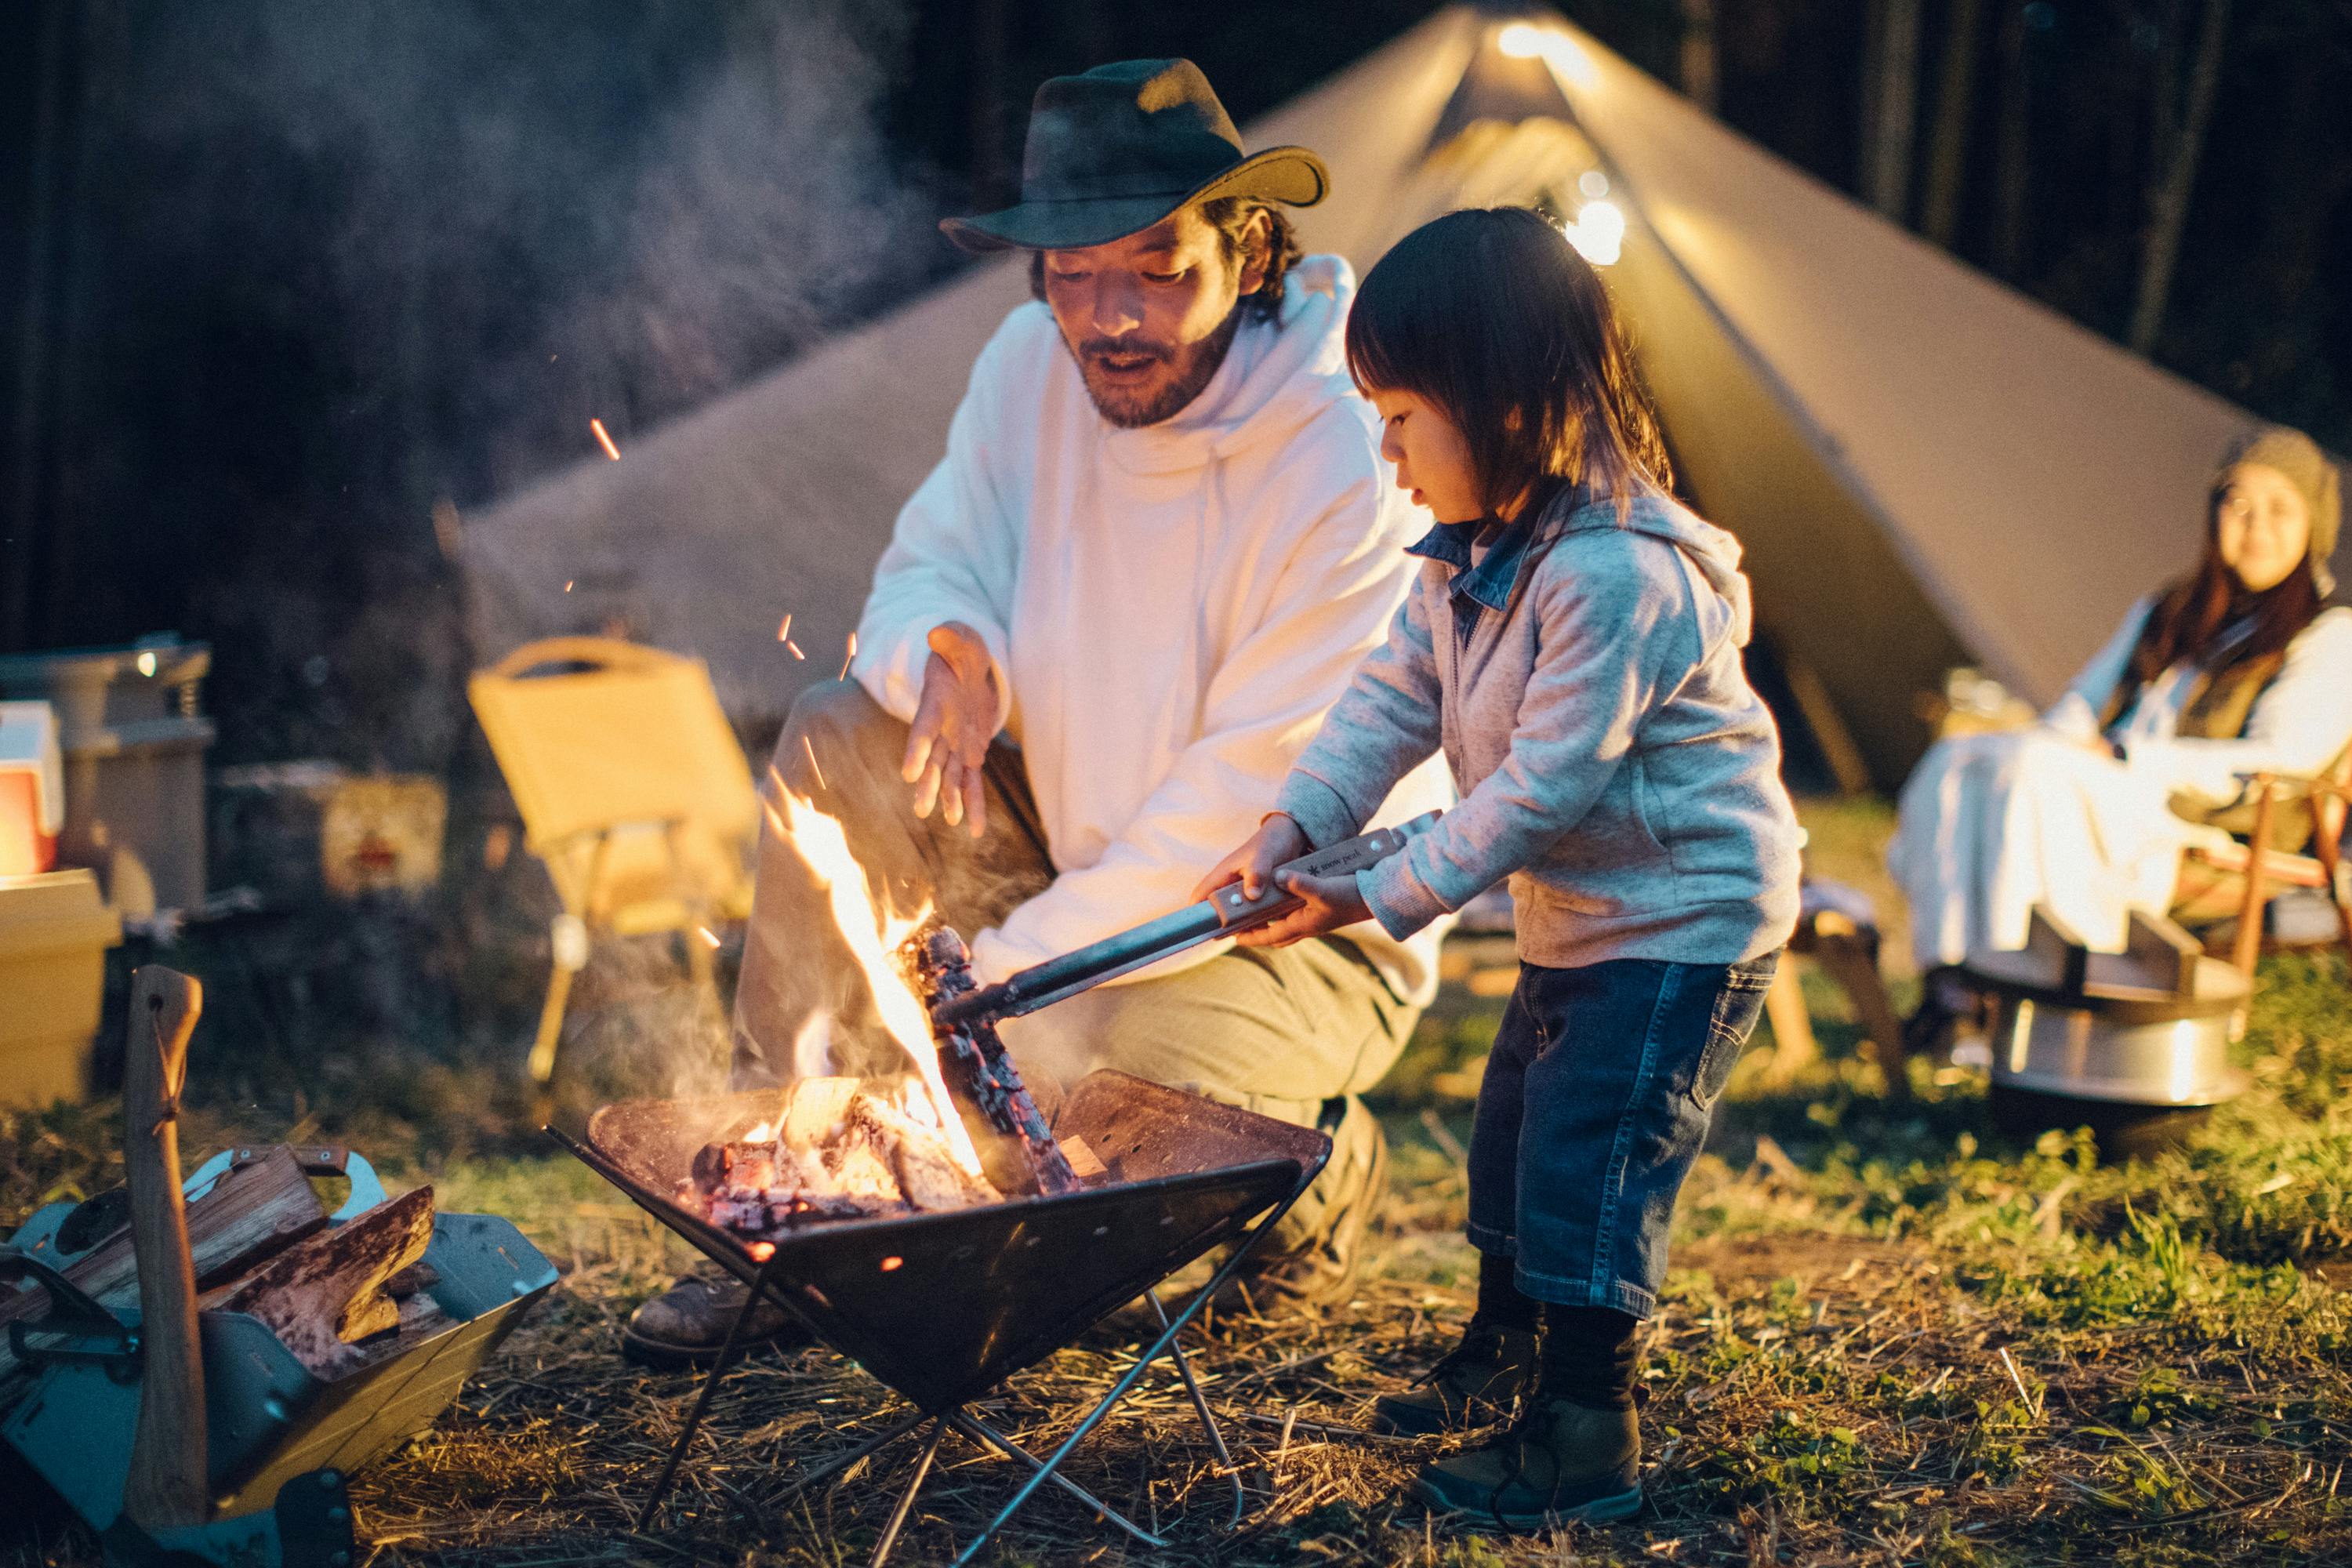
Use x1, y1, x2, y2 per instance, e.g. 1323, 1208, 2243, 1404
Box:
1345, 207, 1673, 523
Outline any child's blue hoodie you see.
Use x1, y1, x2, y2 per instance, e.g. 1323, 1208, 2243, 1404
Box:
1274, 486, 1802, 968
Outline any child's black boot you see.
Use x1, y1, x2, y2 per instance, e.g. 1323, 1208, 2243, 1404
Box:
1408, 1392, 1640, 1526
1370, 1320, 1537, 1436
1408, 1305, 1642, 1527
1371, 1253, 1539, 1436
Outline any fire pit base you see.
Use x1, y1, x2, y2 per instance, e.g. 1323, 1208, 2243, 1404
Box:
551, 1069, 1330, 1566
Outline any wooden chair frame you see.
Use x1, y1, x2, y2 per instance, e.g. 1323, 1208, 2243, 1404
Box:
2176, 754, 2352, 984
468, 638, 758, 1082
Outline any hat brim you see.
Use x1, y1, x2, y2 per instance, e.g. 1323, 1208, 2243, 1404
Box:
939, 146, 1329, 254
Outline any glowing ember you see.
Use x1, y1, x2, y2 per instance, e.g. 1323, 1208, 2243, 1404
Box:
590, 418, 621, 460
786, 639, 805, 660
747, 1241, 775, 1261
696, 925, 721, 949
776, 612, 793, 642
800, 738, 828, 793
879, 1256, 903, 1272
564, 579, 574, 592
764, 789, 982, 1177
840, 632, 858, 681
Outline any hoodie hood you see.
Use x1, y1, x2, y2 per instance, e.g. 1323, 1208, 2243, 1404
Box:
1557, 491, 1756, 648
1101, 254, 1357, 475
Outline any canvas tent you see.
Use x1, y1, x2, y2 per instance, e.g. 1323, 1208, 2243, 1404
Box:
464, 4, 2335, 791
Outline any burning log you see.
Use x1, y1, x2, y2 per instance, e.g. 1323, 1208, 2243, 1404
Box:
677, 1076, 1004, 1242
920, 929, 1079, 1196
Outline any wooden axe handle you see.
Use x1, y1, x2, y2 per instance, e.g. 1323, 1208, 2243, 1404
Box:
121, 965, 209, 1530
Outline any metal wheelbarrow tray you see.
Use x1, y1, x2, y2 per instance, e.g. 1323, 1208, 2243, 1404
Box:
552, 1068, 1330, 1566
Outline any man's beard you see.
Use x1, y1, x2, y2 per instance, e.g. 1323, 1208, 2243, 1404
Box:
1072, 307, 1245, 429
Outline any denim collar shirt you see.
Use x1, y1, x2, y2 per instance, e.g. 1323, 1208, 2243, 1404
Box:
1406, 518, 1533, 648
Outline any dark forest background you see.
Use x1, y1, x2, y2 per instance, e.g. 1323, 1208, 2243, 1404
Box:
2, 0, 2347, 775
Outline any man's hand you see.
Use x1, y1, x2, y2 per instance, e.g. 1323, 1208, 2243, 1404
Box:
1191, 814, 1375, 947
902, 622, 1000, 837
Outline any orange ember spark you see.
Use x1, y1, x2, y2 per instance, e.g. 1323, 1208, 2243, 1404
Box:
776, 612, 793, 642
563, 579, 574, 592
747, 1241, 776, 1261
697, 925, 721, 949
590, 418, 620, 460
786, 639, 805, 660
802, 735, 828, 793
839, 632, 858, 681
879, 1255, 903, 1272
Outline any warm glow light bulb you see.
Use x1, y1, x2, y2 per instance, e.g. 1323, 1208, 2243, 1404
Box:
1497, 21, 1544, 57
1562, 199, 1625, 267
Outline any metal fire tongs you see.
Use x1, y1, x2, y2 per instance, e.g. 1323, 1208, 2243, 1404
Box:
931, 809, 1442, 1029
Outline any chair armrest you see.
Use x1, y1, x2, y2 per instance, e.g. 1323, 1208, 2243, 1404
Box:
2228, 770, 2343, 802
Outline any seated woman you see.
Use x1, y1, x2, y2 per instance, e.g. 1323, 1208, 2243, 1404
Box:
1889, 426, 2349, 1039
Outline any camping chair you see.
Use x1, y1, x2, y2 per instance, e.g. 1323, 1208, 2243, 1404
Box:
2169, 746, 2352, 985
468, 638, 760, 1081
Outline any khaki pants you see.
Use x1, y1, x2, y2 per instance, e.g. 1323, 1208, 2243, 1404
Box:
731, 681, 1417, 1137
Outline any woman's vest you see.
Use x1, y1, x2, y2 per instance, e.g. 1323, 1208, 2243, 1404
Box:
2101, 643, 2307, 849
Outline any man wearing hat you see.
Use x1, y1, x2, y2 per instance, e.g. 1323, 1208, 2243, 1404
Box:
622, 60, 1451, 1368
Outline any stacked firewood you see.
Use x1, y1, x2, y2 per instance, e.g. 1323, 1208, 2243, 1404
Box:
1, 1145, 446, 1402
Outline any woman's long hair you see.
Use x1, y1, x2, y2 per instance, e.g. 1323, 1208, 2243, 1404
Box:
2129, 490, 2321, 684
1343, 207, 1671, 524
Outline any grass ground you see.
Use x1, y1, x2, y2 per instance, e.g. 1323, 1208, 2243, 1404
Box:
5, 798, 2350, 1566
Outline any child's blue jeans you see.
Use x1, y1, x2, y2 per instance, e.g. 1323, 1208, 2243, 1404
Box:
1465, 954, 1778, 1318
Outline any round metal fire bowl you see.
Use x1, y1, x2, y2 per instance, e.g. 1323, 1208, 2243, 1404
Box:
1980, 987, 2247, 1109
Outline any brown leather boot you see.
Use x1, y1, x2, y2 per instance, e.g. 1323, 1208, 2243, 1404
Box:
621, 1271, 811, 1370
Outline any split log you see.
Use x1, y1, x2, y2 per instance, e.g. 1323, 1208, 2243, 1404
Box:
0, 1145, 328, 1390
217, 1185, 434, 1378
1057, 1136, 1107, 1184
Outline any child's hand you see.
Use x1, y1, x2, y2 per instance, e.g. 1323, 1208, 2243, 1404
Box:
1235, 866, 1374, 947
1191, 814, 1310, 904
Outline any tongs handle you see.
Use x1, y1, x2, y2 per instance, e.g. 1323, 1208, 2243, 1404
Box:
1207, 810, 1442, 929
931, 810, 1439, 1028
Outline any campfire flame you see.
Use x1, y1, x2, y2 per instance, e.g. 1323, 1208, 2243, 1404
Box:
765, 784, 983, 1178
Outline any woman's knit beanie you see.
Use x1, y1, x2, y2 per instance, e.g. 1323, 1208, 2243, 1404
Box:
2216, 426, 2341, 595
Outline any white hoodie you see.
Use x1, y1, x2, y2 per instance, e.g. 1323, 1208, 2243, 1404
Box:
851, 256, 1450, 1001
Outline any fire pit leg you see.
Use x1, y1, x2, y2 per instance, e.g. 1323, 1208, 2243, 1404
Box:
1149, 1287, 1249, 1529
633, 1261, 776, 1531
947, 1166, 1320, 1566
767, 1408, 930, 1510
944, 1410, 1167, 1548
868, 1417, 948, 1568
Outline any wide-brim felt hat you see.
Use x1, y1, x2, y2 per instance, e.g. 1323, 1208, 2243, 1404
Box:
941, 59, 1329, 253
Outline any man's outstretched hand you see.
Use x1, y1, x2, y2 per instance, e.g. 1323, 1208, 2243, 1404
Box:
902, 622, 999, 837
